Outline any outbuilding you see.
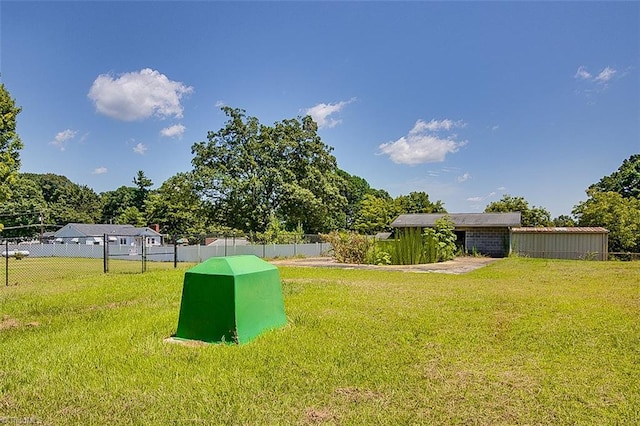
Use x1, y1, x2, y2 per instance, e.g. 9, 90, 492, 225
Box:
391, 213, 521, 257
510, 227, 609, 260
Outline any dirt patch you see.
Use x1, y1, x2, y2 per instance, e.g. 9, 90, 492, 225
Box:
304, 407, 337, 424
0, 316, 20, 330
270, 256, 498, 274
0, 316, 40, 330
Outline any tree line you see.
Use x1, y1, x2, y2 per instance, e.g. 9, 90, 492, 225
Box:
1, 83, 638, 252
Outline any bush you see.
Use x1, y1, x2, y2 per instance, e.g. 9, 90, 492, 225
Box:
433, 216, 456, 261
320, 231, 371, 264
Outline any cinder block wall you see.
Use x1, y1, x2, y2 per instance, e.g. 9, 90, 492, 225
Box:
461, 227, 510, 257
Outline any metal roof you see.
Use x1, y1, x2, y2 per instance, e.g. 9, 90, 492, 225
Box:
511, 227, 609, 233
391, 212, 521, 228
55, 223, 162, 237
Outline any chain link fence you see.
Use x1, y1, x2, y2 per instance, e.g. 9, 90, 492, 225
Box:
1, 233, 332, 286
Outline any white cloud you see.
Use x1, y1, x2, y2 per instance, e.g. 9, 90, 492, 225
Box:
160, 123, 186, 139
595, 66, 616, 83
574, 65, 618, 85
411, 119, 465, 134
50, 129, 78, 151
304, 98, 355, 129
133, 143, 148, 155
92, 167, 108, 175
456, 173, 471, 183
466, 191, 496, 203
215, 100, 226, 108
378, 119, 466, 165
574, 66, 592, 80
88, 68, 193, 121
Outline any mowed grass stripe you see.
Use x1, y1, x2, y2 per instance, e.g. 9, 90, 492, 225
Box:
0, 258, 638, 425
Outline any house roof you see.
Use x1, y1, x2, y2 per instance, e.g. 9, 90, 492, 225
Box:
55, 223, 162, 237
391, 213, 522, 228
511, 227, 608, 233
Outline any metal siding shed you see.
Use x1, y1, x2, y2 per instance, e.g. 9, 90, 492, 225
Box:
510, 227, 609, 260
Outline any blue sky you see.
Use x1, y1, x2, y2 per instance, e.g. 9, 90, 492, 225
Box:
2, 1, 638, 218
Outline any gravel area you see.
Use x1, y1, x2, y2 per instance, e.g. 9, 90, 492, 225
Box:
269, 256, 499, 274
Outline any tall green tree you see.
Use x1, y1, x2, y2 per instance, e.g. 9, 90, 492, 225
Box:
354, 194, 396, 234
0, 176, 46, 238
0, 83, 24, 232
99, 186, 137, 224
115, 206, 145, 227
572, 155, 640, 253
394, 191, 446, 215
191, 107, 346, 233
588, 154, 640, 199
132, 170, 154, 211
145, 172, 207, 236
336, 169, 371, 230
572, 191, 640, 253
23, 173, 101, 225
485, 194, 552, 227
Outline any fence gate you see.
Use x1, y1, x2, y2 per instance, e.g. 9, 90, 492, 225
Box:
103, 235, 177, 274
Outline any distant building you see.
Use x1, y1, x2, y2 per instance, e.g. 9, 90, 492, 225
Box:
53, 223, 163, 246
391, 213, 522, 257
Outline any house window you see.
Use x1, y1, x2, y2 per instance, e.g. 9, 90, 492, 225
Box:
120, 238, 127, 245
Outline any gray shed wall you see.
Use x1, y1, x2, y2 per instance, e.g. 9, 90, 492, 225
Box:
510, 232, 608, 260
459, 227, 510, 257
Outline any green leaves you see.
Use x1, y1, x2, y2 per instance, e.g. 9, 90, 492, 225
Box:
0, 83, 24, 204
573, 155, 640, 253
485, 194, 552, 227
191, 107, 346, 234
573, 191, 640, 253
588, 154, 640, 199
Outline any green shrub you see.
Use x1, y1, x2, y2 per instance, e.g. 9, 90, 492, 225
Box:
320, 230, 371, 264
433, 216, 457, 261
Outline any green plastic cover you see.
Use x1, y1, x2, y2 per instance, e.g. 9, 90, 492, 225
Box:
175, 255, 287, 344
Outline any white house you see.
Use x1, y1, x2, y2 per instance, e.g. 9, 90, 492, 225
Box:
53, 223, 163, 246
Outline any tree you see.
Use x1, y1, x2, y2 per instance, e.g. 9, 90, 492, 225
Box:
191, 107, 346, 234
394, 191, 446, 215
144, 172, 208, 237
132, 170, 153, 211
0, 176, 46, 239
115, 206, 145, 226
99, 186, 137, 224
588, 154, 640, 199
353, 194, 396, 234
336, 169, 371, 230
23, 173, 101, 225
552, 215, 576, 227
485, 194, 552, 227
572, 191, 640, 253
0, 83, 24, 232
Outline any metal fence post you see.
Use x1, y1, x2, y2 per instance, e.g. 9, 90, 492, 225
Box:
103, 233, 109, 273
5, 240, 8, 286
142, 237, 147, 273
173, 237, 178, 268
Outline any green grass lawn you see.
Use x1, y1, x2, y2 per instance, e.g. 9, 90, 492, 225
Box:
0, 258, 638, 425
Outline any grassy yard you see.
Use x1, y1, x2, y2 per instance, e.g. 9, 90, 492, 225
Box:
0, 258, 638, 425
